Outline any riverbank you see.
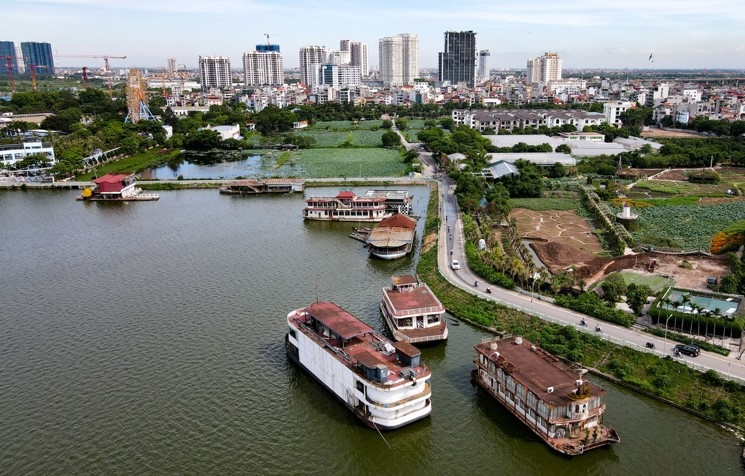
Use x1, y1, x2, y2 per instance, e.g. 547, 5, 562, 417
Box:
416, 180, 745, 434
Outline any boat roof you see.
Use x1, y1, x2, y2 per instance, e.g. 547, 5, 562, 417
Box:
392, 275, 418, 286
93, 173, 133, 184
475, 337, 605, 405
337, 190, 356, 199
367, 226, 415, 247
378, 213, 416, 229
383, 278, 443, 312
306, 301, 374, 341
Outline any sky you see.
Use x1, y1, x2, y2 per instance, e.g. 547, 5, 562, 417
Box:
3, 0, 745, 72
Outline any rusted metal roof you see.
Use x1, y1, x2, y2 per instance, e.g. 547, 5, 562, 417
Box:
474, 337, 605, 405
306, 302, 374, 341
378, 213, 416, 229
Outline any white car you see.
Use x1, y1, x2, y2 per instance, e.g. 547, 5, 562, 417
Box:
450, 259, 460, 270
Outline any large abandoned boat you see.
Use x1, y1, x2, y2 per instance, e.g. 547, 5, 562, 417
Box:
286, 301, 432, 429
380, 275, 448, 344
219, 178, 305, 195
472, 336, 619, 455
363, 189, 413, 215
367, 213, 417, 260
303, 190, 413, 222
78, 173, 159, 201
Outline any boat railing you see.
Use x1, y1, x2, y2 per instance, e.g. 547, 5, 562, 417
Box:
365, 382, 431, 408
386, 303, 445, 318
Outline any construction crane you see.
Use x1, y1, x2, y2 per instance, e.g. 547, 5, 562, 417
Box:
55, 54, 127, 92
27, 63, 48, 91
2, 55, 18, 92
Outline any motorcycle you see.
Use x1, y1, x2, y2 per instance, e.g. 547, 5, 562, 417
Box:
646, 342, 655, 349
486, 288, 491, 294
474, 281, 478, 287
595, 325, 602, 333
580, 319, 587, 326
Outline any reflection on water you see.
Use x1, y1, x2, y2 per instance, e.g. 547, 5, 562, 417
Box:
140, 154, 304, 180
0, 188, 742, 475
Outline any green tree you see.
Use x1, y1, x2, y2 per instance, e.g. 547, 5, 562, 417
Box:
626, 283, 652, 316
183, 129, 222, 151
601, 272, 627, 305
381, 130, 401, 148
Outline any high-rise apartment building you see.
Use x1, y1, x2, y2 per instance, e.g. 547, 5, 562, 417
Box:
243, 44, 284, 87
340, 40, 369, 77
198, 56, 231, 91
20, 42, 54, 71
438, 31, 477, 87
167, 58, 177, 74
0, 41, 17, 75
321, 64, 361, 88
379, 33, 419, 87
526, 52, 562, 84
477, 50, 490, 85
299, 45, 327, 86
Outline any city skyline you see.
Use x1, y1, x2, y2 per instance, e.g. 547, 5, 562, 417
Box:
3, 0, 744, 71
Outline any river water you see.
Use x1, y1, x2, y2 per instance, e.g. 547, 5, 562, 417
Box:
0, 188, 742, 475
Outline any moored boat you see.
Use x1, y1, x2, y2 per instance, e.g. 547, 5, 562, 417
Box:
219, 178, 304, 195
367, 213, 417, 260
303, 191, 390, 222
472, 336, 619, 455
77, 173, 159, 201
380, 275, 448, 344
286, 301, 432, 430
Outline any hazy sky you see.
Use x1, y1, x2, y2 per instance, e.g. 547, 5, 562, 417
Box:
4, 0, 744, 71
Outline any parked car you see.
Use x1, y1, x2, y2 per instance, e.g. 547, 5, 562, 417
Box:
450, 259, 460, 270
673, 344, 700, 357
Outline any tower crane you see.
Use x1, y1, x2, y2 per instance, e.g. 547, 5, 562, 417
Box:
27, 63, 48, 91
55, 54, 127, 92
2, 56, 18, 92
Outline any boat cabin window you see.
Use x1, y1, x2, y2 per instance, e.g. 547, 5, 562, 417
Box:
427, 314, 440, 324
356, 380, 365, 393
289, 329, 296, 339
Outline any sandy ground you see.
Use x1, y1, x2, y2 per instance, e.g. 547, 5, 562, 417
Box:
641, 127, 701, 138
510, 208, 605, 256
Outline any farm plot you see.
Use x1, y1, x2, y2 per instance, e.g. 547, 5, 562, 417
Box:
285, 148, 406, 177
510, 208, 605, 255
295, 130, 385, 148
615, 201, 745, 250
307, 120, 385, 131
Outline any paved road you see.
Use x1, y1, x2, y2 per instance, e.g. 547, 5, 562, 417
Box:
393, 125, 745, 382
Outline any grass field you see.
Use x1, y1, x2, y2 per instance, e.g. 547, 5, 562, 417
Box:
617, 270, 674, 293
77, 149, 180, 181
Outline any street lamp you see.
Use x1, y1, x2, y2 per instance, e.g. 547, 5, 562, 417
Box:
663, 314, 673, 355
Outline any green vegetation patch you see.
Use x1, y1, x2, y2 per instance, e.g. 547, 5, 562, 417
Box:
288, 148, 406, 178
77, 149, 181, 181
295, 130, 385, 148
306, 120, 385, 131
617, 270, 674, 293
616, 201, 745, 250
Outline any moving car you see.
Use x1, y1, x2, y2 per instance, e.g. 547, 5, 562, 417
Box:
450, 259, 460, 270
673, 344, 700, 357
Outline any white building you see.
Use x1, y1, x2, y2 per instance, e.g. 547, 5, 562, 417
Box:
243, 49, 284, 87
348, 41, 369, 77
198, 56, 231, 91
320, 64, 361, 88
526, 52, 562, 85
603, 100, 634, 126
379, 33, 419, 87
199, 124, 241, 141
0, 140, 55, 170
299, 45, 327, 86
477, 50, 490, 84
